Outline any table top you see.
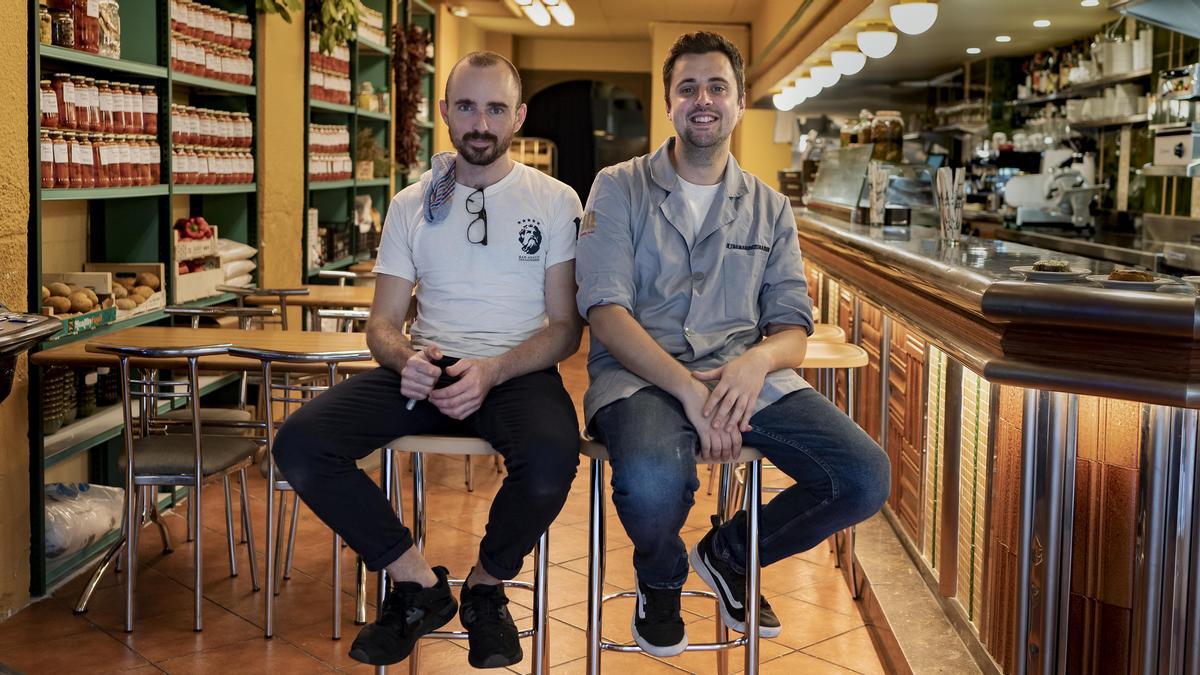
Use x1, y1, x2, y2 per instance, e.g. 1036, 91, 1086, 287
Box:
245, 285, 375, 308
32, 326, 377, 373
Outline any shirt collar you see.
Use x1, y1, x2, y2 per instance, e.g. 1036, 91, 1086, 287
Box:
648, 137, 749, 199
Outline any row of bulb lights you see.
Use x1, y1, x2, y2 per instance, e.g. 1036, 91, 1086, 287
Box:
515, 0, 575, 27
773, 0, 938, 111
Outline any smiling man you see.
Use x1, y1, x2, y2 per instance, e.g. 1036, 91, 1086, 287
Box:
575, 32, 891, 656
273, 51, 582, 669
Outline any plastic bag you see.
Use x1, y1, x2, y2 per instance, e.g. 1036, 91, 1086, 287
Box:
44, 483, 125, 559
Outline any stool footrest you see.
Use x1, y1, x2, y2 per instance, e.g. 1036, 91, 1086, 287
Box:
600, 637, 748, 653
601, 589, 717, 603
445, 578, 535, 593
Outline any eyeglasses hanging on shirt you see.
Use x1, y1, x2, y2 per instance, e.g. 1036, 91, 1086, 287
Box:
466, 188, 488, 246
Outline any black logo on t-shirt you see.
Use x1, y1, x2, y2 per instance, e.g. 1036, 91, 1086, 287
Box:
518, 220, 543, 255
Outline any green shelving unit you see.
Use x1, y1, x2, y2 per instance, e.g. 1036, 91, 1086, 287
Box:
397, 0, 436, 191
26, 0, 262, 596
302, 0, 397, 280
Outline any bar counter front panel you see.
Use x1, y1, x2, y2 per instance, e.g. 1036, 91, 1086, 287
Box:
793, 209, 1198, 675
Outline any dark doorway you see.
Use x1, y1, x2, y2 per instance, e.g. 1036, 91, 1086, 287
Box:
521, 80, 649, 204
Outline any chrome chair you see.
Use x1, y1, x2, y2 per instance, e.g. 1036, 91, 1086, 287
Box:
317, 269, 374, 286
74, 342, 259, 632
227, 345, 374, 639
381, 435, 550, 674
583, 440, 765, 675
217, 285, 311, 331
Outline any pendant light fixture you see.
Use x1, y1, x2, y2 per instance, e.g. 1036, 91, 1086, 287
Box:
889, 1, 938, 36
809, 59, 841, 88
830, 43, 867, 75
793, 72, 821, 99
541, 0, 575, 27
857, 21, 898, 59
516, 0, 552, 27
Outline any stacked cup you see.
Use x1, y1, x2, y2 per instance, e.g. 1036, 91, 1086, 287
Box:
936, 167, 965, 244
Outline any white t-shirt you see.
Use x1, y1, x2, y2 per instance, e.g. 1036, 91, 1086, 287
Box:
676, 176, 721, 246
374, 162, 582, 359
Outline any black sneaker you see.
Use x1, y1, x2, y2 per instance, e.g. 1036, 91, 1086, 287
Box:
689, 516, 782, 638
460, 575, 523, 669
632, 579, 687, 657
348, 566, 458, 665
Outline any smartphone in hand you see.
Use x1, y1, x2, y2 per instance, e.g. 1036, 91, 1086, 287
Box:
430, 356, 462, 389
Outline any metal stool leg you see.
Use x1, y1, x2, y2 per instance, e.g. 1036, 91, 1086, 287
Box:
192, 477, 204, 632
585, 458, 605, 675
148, 488, 173, 554
186, 487, 196, 542
744, 460, 762, 675
223, 476, 238, 577
532, 528, 550, 675
355, 556, 368, 625
273, 492, 290, 595
409, 452, 427, 675
238, 469, 260, 591
715, 465, 731, 675
374, 449, 397, 675
333, 533, 343, 639
284, 493, 301, 578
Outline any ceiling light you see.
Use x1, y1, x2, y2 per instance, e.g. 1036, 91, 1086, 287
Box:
889, 1, 938, 36
793, 74, 820, 98
522, 0, 551, 26
966, 47, 981, 55
514, 0, 532, 5
543, 0, 574, 26
1081, 0, 1099, 5
1033, 19, 1051, 28
772, 92, 794, 111
830, 44, 867, 75
810, 61, 841, 88
449, 5, 469, 17
857, 22, 898, 59
995, 35, 1011, 43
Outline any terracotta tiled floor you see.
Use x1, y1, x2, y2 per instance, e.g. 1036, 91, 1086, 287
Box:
0, 342, 885, 674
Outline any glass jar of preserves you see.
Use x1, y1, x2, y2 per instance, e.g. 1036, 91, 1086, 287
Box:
148, 138, 161, 184
39, 2, 53, 45
858, 114, 874, 144
72, 0, 100, 54
51, 9, 74, 48
97, 0, 120, 59
141, 85, 158, 135
112, 82, 128, 133
65, 131, 82, 188
51, 73, 76, 130
97, 80, 113, 132
39, 130, 54, 188
70, 76, 89, 131
72, 132, 94, 188
40, 80, 59, 129
84, 78, 100, 131
127, 85, 143, 134
871, 110, 904, 163
92, 134, 109, 188
51, 132, 70, 188
117, 134, 133, 187
138, 137, 153, 185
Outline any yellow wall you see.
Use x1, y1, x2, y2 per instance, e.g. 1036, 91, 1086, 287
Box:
433, 7, 489, 154
513, 38, 650, 74
0, 0, 29, 618
734, 109, 792, 185
257, 10, 305, 327
648, 22, 750, 150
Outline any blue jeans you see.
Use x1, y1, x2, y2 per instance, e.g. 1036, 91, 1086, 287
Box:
591, 386, 890, 589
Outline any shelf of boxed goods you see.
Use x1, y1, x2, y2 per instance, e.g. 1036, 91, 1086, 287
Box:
1009, 68, 1153, 107
43, 373, 243, 470
39, 44, 170, 79
172, 71, 257, 97
36, 293, 237, 352
41, 185, 171, 201
173, 182, 258, 195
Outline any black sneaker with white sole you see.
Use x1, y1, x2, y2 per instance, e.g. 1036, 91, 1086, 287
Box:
348, 566, 458, 665
689, 516, 782, 638
459, 575, 523, 669
632, 580, 687, 657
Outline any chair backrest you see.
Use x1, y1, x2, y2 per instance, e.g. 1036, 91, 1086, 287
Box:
216, 285, 311, 330
315, 308, 370, 333
165, 306, 279, 330
226, 345, 373, 450
85, 342, 232, 473
316, 270, 374, 287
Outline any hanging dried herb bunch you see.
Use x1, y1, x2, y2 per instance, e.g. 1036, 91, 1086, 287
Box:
257, 0, 302, 22
392, 24, 431, 171
307, 0, 358, 55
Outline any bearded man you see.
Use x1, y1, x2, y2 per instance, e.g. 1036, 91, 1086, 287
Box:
274, 51, 583, 669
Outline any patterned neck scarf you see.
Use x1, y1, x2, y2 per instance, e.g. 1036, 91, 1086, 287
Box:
423, 152, 458, 224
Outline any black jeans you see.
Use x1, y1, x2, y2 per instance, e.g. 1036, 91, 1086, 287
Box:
273, 365, 580, 579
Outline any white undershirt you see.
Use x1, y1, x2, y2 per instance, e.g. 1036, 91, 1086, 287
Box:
676, 176, 721, 246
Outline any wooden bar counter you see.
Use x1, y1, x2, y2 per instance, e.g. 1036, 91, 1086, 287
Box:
793, 208, 1200, 675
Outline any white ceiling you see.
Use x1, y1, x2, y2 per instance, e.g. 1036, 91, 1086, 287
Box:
455, 0, 762, 40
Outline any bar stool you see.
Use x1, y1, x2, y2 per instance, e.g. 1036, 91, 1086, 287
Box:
381, 435, 550, 674
227, 345, 374, 639
217, 285, 311, 330
582, 440, 765, 675
76, 342, 260, 632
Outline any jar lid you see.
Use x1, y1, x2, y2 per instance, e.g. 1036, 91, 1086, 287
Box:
877, 110, 902, 117
40, 79, 51, 85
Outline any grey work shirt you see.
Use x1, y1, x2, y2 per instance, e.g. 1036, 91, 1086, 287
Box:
575, 138, 815, 426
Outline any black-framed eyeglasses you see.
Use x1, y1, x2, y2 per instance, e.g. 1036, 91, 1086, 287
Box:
465, 188, 487, 246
